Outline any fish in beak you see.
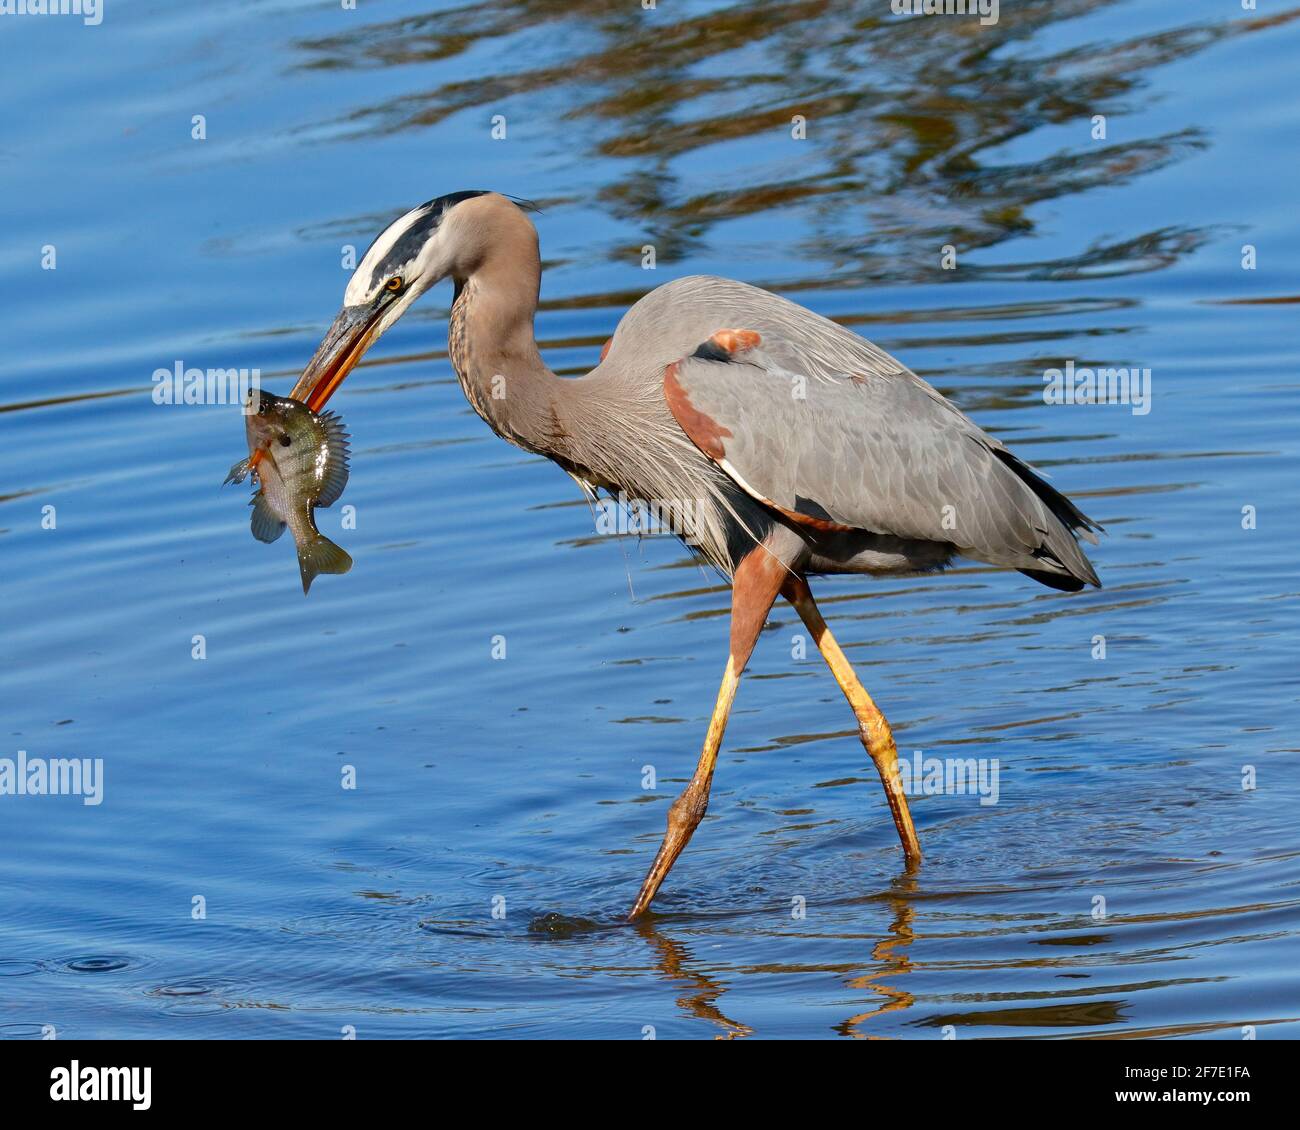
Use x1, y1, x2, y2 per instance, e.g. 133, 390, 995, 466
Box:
244, 302, 386, 474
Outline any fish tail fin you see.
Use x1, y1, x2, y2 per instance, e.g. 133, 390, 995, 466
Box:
298, 534, 353, 595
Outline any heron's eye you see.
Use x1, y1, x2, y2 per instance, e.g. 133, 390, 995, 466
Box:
279, 435, 292, 447
385, 276, 404, 293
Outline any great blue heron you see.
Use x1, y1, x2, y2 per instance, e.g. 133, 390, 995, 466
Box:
287, 190, 1101, 918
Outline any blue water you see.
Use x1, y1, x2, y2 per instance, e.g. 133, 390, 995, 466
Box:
2, 0, 1298, 1039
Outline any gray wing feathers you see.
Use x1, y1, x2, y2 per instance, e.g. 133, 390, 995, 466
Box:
672, 333, 1100, 586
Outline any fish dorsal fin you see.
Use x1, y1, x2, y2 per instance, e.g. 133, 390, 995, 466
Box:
250, 490, 286, 543
316, 410, 351, 508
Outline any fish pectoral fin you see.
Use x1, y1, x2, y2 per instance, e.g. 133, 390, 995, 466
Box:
298, 534, 353, 595
225, 458, 251, 485
249, 492, 287, 543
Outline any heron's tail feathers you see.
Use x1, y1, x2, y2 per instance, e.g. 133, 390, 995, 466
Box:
993, 449, 1103, 590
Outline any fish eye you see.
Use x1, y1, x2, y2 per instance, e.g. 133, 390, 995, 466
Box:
279, 435, 292, 447
385, 276, 404, 294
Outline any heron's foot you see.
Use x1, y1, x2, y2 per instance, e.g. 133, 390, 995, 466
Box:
628, 778, 711, 919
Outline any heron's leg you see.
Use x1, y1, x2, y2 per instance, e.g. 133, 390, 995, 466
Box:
628, 548, 787, 919
782, 576, 922, 861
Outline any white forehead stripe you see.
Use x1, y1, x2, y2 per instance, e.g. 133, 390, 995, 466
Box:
344, 204, 432, 307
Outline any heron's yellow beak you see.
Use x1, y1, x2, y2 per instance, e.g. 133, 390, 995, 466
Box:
289, 303, 387, 412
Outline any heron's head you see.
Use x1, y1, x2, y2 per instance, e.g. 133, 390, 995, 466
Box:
290, 190, 537, 411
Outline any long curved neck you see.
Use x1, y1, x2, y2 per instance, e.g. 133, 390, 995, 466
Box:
447, 252, 570, 461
